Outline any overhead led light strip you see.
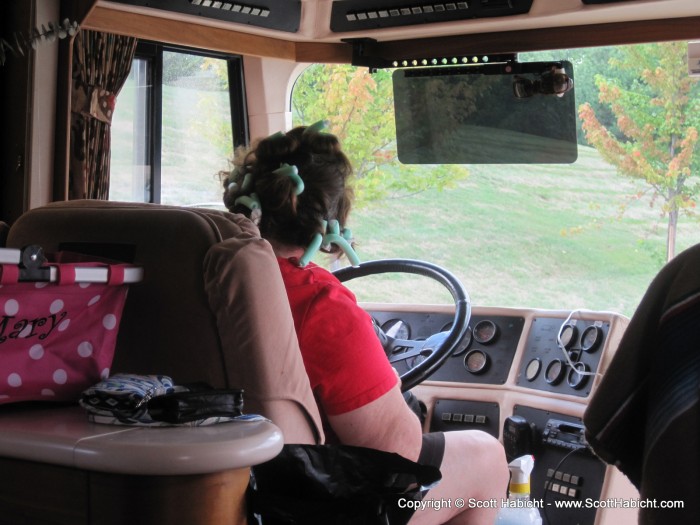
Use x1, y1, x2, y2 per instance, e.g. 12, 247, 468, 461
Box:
189, 0, 271, 18
389, 53, 512, 68
346, 2, 469, 22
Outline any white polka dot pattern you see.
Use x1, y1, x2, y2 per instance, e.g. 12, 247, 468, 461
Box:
0, 271, 131, 405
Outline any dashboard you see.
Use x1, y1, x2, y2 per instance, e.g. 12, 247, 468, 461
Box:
364, 303, 635, 525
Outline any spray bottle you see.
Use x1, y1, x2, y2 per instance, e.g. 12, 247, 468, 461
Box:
495, 455, 543, 524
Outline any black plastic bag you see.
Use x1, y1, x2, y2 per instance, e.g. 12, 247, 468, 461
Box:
248, 443, 442, 525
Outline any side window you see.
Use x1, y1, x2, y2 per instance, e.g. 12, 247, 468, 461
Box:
110, 43, 247, 206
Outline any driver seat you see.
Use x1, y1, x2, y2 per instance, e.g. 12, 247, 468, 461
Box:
6, 199, 324, 445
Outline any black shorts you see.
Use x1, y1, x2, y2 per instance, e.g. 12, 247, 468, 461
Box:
416, 432, 445, 502
418, 431, 446, 469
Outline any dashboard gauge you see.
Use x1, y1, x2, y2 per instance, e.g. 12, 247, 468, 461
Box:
381, 319, 410, 340
525, 358, 542, 382
581, 325, 603, 353
559, 324, 578, 350
545, 359, 566, 385
464, 349, 489, 374
472, 320, 498, 345
451, 326, 473, 357
567, 362, 590, 390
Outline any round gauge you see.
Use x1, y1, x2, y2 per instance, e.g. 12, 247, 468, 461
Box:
581, 325, 602, 353
472, 320, 498, 345
381, 319, 410, 340
567, 362, 590, 390
559, 324, 578, 350
545, 359, 566, 385
464, 349, 489, 374
525, 358, 542, 382
452, 326, 473, 357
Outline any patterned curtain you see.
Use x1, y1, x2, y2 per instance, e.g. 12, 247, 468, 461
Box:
69, 30, 137, 200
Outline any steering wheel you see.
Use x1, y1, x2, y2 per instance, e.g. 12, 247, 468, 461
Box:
333, 259, 471, 391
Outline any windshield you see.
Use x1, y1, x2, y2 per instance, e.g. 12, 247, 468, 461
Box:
292, 42, 700, 317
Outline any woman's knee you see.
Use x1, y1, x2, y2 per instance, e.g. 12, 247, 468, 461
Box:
446, 430, 509, 488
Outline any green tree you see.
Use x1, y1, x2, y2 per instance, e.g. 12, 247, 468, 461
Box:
579, 42, 700, 261
292, 64, 468, 207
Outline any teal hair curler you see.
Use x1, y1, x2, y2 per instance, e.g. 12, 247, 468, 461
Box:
266, 130, 284, 140
299, 232, 323, 268
273, 163, 304, 195
299, 220, 361, 268
322, 220, 361, 268
240, 172, 253, 193
302, 120, 329, 136
234, 192, 261, 212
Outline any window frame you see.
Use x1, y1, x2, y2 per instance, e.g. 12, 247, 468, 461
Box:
126, 41, 248, 203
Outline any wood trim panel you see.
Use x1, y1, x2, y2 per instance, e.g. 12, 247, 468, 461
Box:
83, 5, 296, 59
0, 457, 249, 525
66, 0, 98, 25
295, 42, 352, 64
89, 468, 250, 525
368, 16, 700, 61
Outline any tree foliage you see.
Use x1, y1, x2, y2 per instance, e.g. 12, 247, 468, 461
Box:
579, 42, 700, 261
292, 64, 468, 207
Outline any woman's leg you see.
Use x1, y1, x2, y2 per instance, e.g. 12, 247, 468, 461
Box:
409, 430, 509, 525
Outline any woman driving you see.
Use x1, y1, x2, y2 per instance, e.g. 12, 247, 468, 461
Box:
222, 122, 508, 524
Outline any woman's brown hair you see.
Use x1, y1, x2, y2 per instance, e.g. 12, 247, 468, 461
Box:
222, 125, 354, 258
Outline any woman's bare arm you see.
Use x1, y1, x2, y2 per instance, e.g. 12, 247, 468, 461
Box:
327, 382, 423, 461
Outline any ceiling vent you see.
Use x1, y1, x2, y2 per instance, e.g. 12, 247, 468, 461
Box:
330, 0, 533, 33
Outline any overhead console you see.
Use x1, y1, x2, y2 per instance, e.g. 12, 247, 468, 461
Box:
330, 0, 533, 33
111, 0, 302, 33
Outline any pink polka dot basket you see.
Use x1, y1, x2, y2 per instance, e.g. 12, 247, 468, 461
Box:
0, 247, 142, 405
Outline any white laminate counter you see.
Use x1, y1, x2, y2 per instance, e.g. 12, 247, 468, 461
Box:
0, 405, 283, 475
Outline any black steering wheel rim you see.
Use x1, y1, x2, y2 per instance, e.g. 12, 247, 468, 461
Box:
333, 259, 471, 391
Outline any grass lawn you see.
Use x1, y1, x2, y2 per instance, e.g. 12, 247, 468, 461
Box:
344, 146, 700, 317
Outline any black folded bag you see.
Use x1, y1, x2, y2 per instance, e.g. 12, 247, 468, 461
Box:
146, 386, 244, 424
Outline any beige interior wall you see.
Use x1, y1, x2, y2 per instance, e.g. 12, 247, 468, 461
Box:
243, 56, 310, 139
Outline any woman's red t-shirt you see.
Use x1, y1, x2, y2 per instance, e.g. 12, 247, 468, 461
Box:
277, 257, 398, 439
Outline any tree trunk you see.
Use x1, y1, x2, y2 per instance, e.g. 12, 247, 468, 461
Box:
666, 207, 678, 262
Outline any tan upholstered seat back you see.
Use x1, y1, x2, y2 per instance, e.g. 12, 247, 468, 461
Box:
7, 200, 323, 444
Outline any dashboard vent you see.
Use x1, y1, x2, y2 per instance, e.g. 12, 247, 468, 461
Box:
331, 0, 533, 33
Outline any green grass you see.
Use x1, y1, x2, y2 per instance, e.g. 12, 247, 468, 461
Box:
344, 146, 700, 317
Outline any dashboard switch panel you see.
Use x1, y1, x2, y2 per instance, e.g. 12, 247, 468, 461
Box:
430, 399, 500, 437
